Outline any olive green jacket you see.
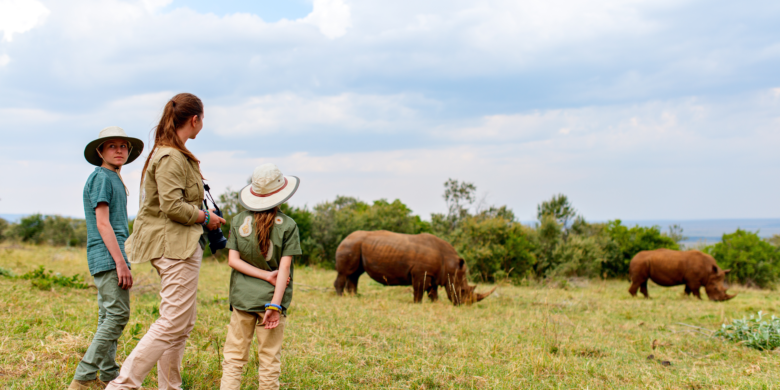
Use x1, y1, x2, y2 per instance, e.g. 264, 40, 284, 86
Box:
128, 147, 204, 262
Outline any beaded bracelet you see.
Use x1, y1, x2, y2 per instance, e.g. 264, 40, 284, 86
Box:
265, 306, 280, 312
201, 210, 210, 226
264, 303, 283, 312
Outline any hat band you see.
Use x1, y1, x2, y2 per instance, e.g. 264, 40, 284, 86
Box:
250, 177, 288, 198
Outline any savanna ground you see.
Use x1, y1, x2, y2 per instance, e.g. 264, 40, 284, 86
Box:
0, 244, 779, 389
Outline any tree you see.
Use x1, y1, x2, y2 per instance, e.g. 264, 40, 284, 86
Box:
537, 194, 577, 228
12, 214, 44, 243
666, 224, 688, 244
444, 179, 476, 222
705, 229, 780, 288
0, 217, 8, 242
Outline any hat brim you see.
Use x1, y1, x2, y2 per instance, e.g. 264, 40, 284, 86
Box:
239, 176, 300, 212
84, 136, 145, 166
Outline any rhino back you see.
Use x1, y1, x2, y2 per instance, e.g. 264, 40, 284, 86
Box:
643, 249, 716, 286
360, 231, 447, 285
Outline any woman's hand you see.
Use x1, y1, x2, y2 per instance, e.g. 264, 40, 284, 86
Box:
265, 270, 291, 287
261, 309, 281, 329
205, 209, 226, 230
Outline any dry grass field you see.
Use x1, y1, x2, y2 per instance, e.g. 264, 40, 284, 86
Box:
1, 243, 779, 389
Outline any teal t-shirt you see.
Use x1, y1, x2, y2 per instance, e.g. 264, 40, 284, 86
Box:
83, 167, 131, 276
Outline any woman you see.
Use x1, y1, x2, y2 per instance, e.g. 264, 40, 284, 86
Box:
106, 93, 225, 390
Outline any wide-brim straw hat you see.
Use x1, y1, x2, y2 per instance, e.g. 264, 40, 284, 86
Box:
239, 163, 300, 211
84, 126, 144, 166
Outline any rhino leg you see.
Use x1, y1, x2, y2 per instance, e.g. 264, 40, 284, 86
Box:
628, 281, 641, 297
346, 273, 361, 294
427, 284, 439, 302
639, 281, 649, 298
688, 282, 702, 299
684, 285, 691, 295
334, 274, 347, 296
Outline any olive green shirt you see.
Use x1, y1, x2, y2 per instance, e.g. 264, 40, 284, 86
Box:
128, 147, 205, 262
226, 210, 302, 314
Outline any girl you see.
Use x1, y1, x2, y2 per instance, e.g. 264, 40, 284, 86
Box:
220, 163, 301, 390
106, 93, 225, 390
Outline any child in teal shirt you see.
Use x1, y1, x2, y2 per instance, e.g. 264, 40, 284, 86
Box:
69, 127, 143, 389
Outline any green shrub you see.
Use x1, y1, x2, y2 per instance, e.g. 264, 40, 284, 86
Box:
453, 215, 537, 283
549, 236, 605, 278
705, 229, 780, 288
0, 217, 8, 242
601, 220, 679, 277
534, 216, 563, 277
716, 311, 780, 351
20, 266, 90, 289
12, 214, 45, 243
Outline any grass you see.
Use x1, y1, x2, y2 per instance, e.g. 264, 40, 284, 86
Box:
1, 243, 779, 389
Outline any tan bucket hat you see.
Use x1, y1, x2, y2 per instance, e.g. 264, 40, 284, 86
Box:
84, 126, 144, 166
239, 163, 300, 211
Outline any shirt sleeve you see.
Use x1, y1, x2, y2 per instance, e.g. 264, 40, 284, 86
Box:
156, 155, 200, 225
88, 171, 113, 209
225, 220, 239, 251
282, 224, 303, 257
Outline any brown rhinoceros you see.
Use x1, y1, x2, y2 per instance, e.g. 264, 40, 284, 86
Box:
334, 231, 495, 305
628, 249, 735, 301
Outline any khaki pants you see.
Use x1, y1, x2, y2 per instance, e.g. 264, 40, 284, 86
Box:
220, 309, 286, 390
106, 246, 203, 390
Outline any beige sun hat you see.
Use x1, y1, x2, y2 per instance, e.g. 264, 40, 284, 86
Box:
239, 163, 300, 211
84, 126, 144, 166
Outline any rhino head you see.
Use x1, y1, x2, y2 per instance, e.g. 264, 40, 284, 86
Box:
705, 266, 736, 301
445, 258, 496, 306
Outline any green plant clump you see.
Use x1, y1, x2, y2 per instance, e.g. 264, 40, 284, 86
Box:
20, 266, 90, 290
715, 311, 780, 351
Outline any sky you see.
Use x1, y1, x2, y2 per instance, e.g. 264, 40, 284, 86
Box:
0, 0, 779, 222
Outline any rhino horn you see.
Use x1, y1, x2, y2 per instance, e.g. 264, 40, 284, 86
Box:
723, 293, 737, 301
474, 286, 497, 302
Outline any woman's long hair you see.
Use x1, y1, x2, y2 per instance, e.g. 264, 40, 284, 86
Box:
254, 207, 278, 259
140, 93, 204, 189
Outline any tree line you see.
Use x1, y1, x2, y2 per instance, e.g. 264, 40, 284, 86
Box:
2, 180, 780, 287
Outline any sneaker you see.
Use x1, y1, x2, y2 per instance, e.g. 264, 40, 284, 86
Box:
67, 380, 92, 390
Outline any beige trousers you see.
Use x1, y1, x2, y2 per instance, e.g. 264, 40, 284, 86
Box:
220, 309, 286, 390
106, 246, 203, 390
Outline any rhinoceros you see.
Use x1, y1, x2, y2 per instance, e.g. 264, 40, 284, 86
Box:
628, 249, 735, 301
334, 231, 496, 305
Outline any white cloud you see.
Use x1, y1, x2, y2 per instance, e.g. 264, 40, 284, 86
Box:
140, 0, 173, 13
0, 53, 9, 66
0, 0, 49, 42
302, 0, 352, 39
209, 92, 435, 136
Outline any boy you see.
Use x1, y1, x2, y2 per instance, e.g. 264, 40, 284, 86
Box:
69, 126, 144, 389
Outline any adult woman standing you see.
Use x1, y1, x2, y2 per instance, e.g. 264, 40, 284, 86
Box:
106, 93, 225, 390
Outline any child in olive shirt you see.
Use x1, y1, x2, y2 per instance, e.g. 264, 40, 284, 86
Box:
220, 164, 301, 390
69, 127, 143, 390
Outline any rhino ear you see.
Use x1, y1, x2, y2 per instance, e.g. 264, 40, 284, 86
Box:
724, 269, 731, 274
459, 258, 465, 269
712, 265, 718, 274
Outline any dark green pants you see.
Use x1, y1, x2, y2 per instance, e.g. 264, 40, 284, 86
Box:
73, 269, 130, 382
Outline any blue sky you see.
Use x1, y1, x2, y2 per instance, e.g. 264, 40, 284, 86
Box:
1, 0, 779, 221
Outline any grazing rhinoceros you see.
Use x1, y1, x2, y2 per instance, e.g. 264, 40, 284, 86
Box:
628, 249, 735, 301
334, 231, 496, 305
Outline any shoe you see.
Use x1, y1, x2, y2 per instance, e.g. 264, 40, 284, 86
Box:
67, 379, 92, 390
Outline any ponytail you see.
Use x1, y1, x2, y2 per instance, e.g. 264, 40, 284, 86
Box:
254, 207, 278, 259
140, 93, 204, 189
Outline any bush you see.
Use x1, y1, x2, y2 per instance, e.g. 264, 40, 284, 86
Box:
705, 229, 780, 288
716, 311, 780, 351
20, 266, 90, 290
601, 220, 679, 277
453, 215, 537, 283
12, 214, 44, 243
0, 217, 8, 242
549, 236, 605, 278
